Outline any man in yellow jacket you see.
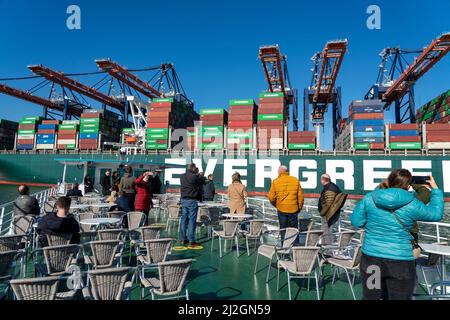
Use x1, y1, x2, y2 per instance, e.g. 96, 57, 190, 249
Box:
268, 165, 304, 230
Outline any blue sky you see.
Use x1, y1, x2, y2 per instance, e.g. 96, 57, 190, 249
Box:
0, 0, 449, 150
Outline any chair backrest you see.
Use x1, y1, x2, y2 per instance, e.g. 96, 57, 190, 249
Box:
338, 231, 356, 247
78, 213, 94, 232
223, 220, 239, 237
196, 207, 209, 223
0, 235, 23, 252
350, 245, 363, 268
89, 240, 121, 267
358, 230, 365, 244
248, 220, 265, 237
157, 259, 192, 295
43, 244, 80, 275
107, 211, 125, 220
10, 276, 59, 300
46, 234, 72, 247
12, 215, 34, 235
0, 250, 18, 278
278, 228, 300, 250
126, 212, 146, 230
139, 226, 162, 241
305, 230, 323, 247
98, 229, 125, 241
167, 205, 181, 219
298, 219, 313, 233
143, 238, 173, 264
44, 201, 56, 213
87, 267, 131, 300
292, 247, 320, 274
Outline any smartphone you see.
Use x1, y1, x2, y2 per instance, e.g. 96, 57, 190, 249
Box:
411, 176, 430, 185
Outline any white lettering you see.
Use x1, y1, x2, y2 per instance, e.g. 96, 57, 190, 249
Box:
164, 158, 186, 185
363, 160, 392, 191
223, 159, 247, 186
326, 160, 355, 190
401, 160, 432, 177
290, 160, 318, 189
443, 161, 450, 193
254, 159, 281, 188
192, 158, 218, 177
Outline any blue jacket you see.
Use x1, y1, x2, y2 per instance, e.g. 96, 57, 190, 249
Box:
351, 188, 444, 261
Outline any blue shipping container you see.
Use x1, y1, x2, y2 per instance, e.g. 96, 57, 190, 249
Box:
37, 124, 57, 130
36, 138, 55, 144
16, 144, 34, 150
79, 133, 98, 139
352, 120, 385, 127
389, 130, 418, 136
354, 131, 385, 138
37, 134, 56, 139
351, 105, 384, 113
354, 137, 385, 143
354, 126, 385, 132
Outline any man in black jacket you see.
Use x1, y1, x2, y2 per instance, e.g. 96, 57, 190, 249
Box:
37, 196, 80, 247
101, 170, 112, 196
180, 163, 206, 247
203, 174, 215, 201
151, 170, 163, 195
66, 183, 83, 197
13, 185, 40, 217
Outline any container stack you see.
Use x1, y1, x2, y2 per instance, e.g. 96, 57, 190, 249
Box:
227, 99, 256, 150
199, 108, 227, 150
36, 120, 59, 150
257, 92, 287, 150
0, 119, 18, 150
288, 131, 316, 150
146, 98, 197, 151
388, 124, 421, 150
122, 128, 137, 145
185, 127, 196, 151
348, 100, 385, 150
17, 116, 41, 150
57, 120, 78, 150
424, 123, 450, 150
416, 89, 450, 124
79, 109, 121, 150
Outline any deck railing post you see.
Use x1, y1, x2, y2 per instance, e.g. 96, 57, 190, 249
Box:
0, 207, 4, 234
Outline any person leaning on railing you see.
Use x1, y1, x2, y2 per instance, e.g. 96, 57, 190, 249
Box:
351, 169, 444, 300
13, 185, 40, 217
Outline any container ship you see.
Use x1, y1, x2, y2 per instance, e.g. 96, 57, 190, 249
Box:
0, 35, 450, 200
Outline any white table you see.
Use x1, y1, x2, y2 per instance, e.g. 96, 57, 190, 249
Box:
198, 202, 228, 208
420, 243, 450, 294
221, 213, 253, 220
90, 203, 115, 209
80, 218, 121, 226
70, 204, 91, 211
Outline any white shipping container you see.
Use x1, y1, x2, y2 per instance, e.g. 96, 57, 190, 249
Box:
36, 144, 54, 150
270, 144, 284, 149
58, 139, 77, 144
270, 138, 283, 144
426, 142, 450, 149
227, 138, 240, 144
17, 134, 35, 139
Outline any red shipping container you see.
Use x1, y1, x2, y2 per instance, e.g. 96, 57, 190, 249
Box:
228, 121, 253, 127
258, 107, 285, 114
369, 143, 385, 150
17, 139, 34, 145
150, 102, 172, 108
228, 127, 253, 132
288, 137, 316, 143
58, 134, 77, 140
258, 97, 285, 103
199, 120, 225, 126
352, 113, 384, 120
228, 116, 254, 122
147, 123, 169, 129
228, 109, 255, 116
18, 124, 36, 130
200, 114, 226, 121
41, 120, 60, 125
426, 124, 450, 131
389, 124, 419, 130
150, 111, 170, 117
57, 129, 77, 135
389, 136, 421, 142
38, 129, 57, 134
148, 117, 170, 123
289, 131, 316, 138
257, 120, 284, 126
81, 113, 100, 119
79, 138, 98, 144
426, 135, 450, 143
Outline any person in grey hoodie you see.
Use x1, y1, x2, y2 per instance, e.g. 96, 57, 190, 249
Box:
119, 166, 136, 211
13, 185, 40, 216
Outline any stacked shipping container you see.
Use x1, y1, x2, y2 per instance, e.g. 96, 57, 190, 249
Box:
388, 124, 421, 150
416, 89, 450, 124
36, 120, 59, 150
57, 120, 78, 150
348, 100, 385, 150
424, 123, 450, 149
0, 119, 18, 150
227, 99, 256, 150
79, 109, 121, 150
288, 131, 316, 150
257, 92, 286, 150
199, 108, 227, 150
17, 116, 41, 150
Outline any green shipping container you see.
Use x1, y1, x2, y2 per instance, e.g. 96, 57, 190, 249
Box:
228, 132, 253, 139
354, 143, 370, 150
80, 118, 100, 124
200, 108, 224, 115
146, 128, 169, 134
146, 144, 168, 150
62, 120, 80, 125
288, 143, 316, 150
80, 128, 99, 134
201, 143, 223, 149
22, 116, 41, 121
65, 144, 77, 150
390, 142, 422, 150
19, 120, 38, 125
259, 92, 284, 98
18, 130, 35, 135
258, 114, 284, 121
229, 99, 255, 106
147, 134, 169, 139
152, 98, 174, 103
187, 132, 196, 137
59, 124, 77, 130
122, 128, 135, 133
80, 123, 99, 129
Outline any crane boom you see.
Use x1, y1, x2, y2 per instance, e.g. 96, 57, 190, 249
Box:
259, 45, 287, 93
95, 59, 163, 99
311, 40, 347, 104
383, 33, 450, 109
28, 64, 124, 111
0, 83, 83, 116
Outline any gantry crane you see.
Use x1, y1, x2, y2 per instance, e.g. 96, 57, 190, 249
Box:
304, 40, 347, 143
365, 32, 450, 123
259, 45, 299, 131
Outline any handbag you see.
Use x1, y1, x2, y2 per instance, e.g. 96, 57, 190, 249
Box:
389, 209, 422, 259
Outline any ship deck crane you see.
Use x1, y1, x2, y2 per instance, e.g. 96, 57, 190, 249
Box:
259, 45, 299, 131
305, 40, 347, 143
366, 32, 450, 123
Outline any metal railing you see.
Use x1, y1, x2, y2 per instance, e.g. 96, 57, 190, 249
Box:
0, 186, 58, 235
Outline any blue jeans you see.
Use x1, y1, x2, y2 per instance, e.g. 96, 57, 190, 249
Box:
180, 198, 199, 243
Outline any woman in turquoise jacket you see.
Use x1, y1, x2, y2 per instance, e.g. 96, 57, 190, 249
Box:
351, 169, 444, 300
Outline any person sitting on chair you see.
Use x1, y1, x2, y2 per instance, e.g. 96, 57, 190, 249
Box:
66, 183, 83, 197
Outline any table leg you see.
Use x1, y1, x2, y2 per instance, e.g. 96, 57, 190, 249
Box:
442, 256, 447, 295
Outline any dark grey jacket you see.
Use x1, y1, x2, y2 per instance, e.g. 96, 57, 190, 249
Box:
119, 173, 136, 194
203, 180, 215, 200
180, 171, 205, 199
13, 195, 40, 216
